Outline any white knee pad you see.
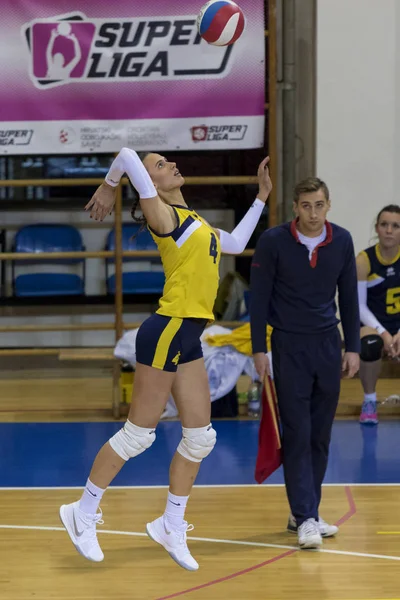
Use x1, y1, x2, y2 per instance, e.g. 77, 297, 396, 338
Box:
177, 424, 217, 463
109, 420, 156, 461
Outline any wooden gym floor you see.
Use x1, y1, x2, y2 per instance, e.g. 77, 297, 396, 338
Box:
1, 486, 400, 599
0, 359, 399, 599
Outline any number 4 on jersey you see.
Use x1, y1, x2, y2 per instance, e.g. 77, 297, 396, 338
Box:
209, 232, 218, 264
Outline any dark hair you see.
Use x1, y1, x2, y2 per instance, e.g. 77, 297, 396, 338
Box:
375, 204, 400, 225
130, 151, 153, 228
294, 177, 330, 203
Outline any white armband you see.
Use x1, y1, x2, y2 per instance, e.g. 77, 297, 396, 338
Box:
217, 198, 265, 255
105, 147, 157, 199
358, 281, 386, 335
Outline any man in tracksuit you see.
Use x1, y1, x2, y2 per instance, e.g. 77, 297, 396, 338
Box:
250, 177, 360, 549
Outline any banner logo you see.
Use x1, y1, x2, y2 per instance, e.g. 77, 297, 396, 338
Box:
0, 130, 34, 146
22, 11, 235, 89
191, 124, 248, 142
59, 127, 76, 145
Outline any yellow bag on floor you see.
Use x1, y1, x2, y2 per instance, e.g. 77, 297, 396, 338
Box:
204, 322, 272, 355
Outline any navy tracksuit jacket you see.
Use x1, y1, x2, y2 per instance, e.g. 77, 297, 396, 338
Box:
250, 220, 360, 525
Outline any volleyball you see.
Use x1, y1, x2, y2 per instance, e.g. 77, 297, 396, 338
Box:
197, 0, 245, 46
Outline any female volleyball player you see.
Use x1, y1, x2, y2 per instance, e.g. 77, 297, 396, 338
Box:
357, 204, 400, 424
59, 147, 272, 570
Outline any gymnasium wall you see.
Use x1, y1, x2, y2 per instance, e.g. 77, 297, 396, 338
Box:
316, 0, 398, 255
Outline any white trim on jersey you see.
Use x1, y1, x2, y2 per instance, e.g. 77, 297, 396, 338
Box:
175, 219, 202, 248
366, 276, 385, 288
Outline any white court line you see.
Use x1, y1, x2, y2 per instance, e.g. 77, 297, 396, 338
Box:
1, 483, 400, 490
0, 524, 399, 563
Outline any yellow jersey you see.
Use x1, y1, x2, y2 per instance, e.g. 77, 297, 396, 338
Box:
359, 244, 400, 332
149, 205, 221, 320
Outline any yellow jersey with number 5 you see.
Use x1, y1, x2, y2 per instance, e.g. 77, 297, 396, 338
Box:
359, 244, 400, 332
149, 205, 221, 320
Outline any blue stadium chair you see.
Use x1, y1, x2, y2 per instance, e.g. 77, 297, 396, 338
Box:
105, 224, 164, 294
12, 224, 85, 297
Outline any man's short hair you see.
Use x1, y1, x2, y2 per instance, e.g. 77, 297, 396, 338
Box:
294, 177, 330, 203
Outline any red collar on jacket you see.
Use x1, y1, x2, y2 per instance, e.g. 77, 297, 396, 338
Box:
290, 219, 333, 268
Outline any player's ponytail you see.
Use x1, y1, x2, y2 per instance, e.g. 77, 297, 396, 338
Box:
130, 190, 147, 228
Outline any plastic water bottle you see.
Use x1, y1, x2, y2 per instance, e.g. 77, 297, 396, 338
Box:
237, 392, 248, 416
120, 361, 134, 405
247, 381, 262, 417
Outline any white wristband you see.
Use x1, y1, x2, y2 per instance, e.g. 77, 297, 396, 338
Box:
105, 147, 157, 199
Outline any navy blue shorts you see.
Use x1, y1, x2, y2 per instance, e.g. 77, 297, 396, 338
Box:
135, 314, 208, 372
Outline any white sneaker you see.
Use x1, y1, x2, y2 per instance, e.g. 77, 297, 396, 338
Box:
318, 517, 338, 537
287, 514, 338, 538
146, 515, 199, 571
59, 501, 104, 562
298, 518, 323, 549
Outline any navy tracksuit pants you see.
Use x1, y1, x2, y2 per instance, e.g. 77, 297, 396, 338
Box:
271, 327, 342, 526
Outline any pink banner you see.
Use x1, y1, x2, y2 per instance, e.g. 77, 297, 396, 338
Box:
0, 1, 265, 153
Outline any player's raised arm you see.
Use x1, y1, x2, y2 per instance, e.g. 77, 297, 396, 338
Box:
214, 157, 272, 254
85, 148, 176, 233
